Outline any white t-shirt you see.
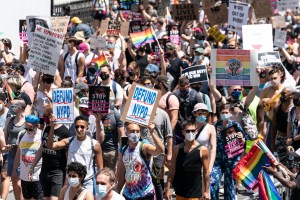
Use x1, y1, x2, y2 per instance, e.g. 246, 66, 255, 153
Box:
95, 191, 125, 200
63, 51, 85, 83
100, 80, 123, 105
155, 30, 167, 39
19, 130, 43, 181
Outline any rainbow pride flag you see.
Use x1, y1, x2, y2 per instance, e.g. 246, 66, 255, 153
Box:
5, 82, 15, 101
90, 54, 108, 69
130, 28, 156, 48
258, 170, 281, 200
166, 7, 173, 24
233, 143, 270, 190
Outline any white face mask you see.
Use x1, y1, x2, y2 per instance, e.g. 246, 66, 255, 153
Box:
227, 34, 234, 39
0, 104, 3, 111
185, 132, 195, 142
68, 177, 80, 187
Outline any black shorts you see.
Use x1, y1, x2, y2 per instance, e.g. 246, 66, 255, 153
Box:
39, 170, 65, 197
0, 154, 8, 173
92, 11, 106, 20
21, 180, 43, 200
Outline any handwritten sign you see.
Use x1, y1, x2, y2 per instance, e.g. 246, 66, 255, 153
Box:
210, 49, 258, 86
167, 25, 181, 45
182, 65, 208, 84
27, 26, 64, 76
252, 0, 273, 19
26, 16, 51, 47
221, 124, 245, 159
52, 88, 74, 124
274, 29, 287, 48
88, 86, 110, 115
258, 52, 281, 67
172, 3, 199, 21
277, 0, 300, 12
228, 1, 249, 33
207, 26, 226, 42
121, 83, 161, 126
19, 20, 28, 44
204, 4, 228, 26
50, 16, 70, 34
107, 20, 122, 35
90, 36, 107, 51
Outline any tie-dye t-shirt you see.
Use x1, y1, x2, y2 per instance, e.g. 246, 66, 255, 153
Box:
123, 142, 154, 199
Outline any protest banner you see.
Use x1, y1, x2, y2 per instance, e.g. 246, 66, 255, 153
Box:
172, 3, 199, 21
277, 0, 300, 12
210, 49, 258, 86
257, 52, 281, 67
19, 20, 28, 44
252, 0, 273, 19
50, 16, 70, 34
107, 20, 122, 35
100, 19, 109, 35
228, 1, 249, 33
221, 124, 245, 159
182, 65, 208, 84
204, 3, 228, 26
120, 21, 130, 36
52, 88, 74, 124
27, 26, 64, 76
130, 21, 142, 33
151, 39, 167, 66
119, 0, 139, 10
274, 29, 287, 48
121, 83, 161, 126
90, 35, 107, 51
167, 25, 181, 45
207, 26, 226, 42
26, 16, 51, 47
202, 0, 216, 8
271, 16, 287, 28
88, 86, 110, 115
242, 24, 273, 52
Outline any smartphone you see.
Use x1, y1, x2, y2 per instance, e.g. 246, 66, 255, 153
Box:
121, 136, 128, 148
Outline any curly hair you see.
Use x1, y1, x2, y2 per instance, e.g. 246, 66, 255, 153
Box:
67, 162, 87, 184
268, 64, 285, 83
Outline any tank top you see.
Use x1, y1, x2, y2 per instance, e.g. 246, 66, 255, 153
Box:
64, 51, 82, 82
196, 124, 210, 148
8, 117, 25, 156
64, 187, 88, 200
122, 142, 154, 199
173, 144, 202, 198
276, 104, 289, 133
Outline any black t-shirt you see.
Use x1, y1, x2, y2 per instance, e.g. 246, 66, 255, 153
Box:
282, 59, 296, 75
41, 125, 69, 171
136, 54, 149, 77
291, 172, 300, 200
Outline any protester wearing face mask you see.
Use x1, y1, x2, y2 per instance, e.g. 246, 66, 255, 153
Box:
95, 168, 125, 200
116, 122, 164, 200
86, 62, 100, 85
210, 104, 246, 200
165, 120, 210, 200
58, 162, 94, 200
165, 43, 181, 91
126, 61, 140, 84
78, 43, 97, 66
144, 64, 160, 79
12, 115, 43, 200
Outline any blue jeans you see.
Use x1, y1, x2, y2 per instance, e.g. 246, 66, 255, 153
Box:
7, 152, 20, 176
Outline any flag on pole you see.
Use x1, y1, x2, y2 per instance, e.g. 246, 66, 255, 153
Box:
5, 82, 15, 101
258, 170, 281, 200
166, 7, 173, 24
90, 54, 108, 69
130, 28, 157, 48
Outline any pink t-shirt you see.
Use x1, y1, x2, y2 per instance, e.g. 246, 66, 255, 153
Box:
158, 92, 179, 112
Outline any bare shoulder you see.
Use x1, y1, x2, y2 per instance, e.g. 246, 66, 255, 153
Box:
84, 189, 94, 200
199, 146, 209, 158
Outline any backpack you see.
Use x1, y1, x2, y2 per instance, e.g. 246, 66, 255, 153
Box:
121, 142, 159, 186
64, 52, 86, 77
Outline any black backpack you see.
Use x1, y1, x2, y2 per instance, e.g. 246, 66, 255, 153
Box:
63, 52, 86, 77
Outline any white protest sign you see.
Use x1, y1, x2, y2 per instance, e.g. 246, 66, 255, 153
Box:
228, 1, 249, 33
90, 36, 107, 50
27, 26, 64, 76
242, 24, 273, 52
121, 83, 161, 126
276, 0, 300, 12
274, 29, 287, 48
51, 16, 70, 34
52, 88, 74, 124
257, 52, 281, 66
26, 16, 51, 47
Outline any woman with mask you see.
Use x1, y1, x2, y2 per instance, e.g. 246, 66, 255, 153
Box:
126, 61, 140, 84
58, 162, 94, 200
210, 104, 246, 200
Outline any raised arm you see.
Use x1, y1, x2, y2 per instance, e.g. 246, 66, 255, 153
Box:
144, 122, 164, 156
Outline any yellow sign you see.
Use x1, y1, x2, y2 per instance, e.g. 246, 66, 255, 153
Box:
208, 26, 226, 43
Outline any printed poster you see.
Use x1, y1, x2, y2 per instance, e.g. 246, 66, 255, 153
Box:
121, 83, 161, 126
88, 86, 110, 115
52, 88, 74, 124
167, 25, 181, 45
19, 20, 28, 44
210, 49, 258, 86
151, 39, 167, 67
274, 29, 287, 48
257, 52, 281, 67
26, 16, 51, 47
182, 65, 208, 84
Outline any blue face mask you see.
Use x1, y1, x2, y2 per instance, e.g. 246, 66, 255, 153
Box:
106, 43, 115, 49
231, 91, 241, 99
95, 184, 108, 197
220, 113, 230, 121
196, 116, 207, 123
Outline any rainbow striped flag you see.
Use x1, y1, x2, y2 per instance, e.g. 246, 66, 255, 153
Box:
233, 143, 271, 190
5, 82, 15, 101
166, 7, 173, 24
130, 28, 157, 48
258, 170, 281, 200
90, 54, 108, 69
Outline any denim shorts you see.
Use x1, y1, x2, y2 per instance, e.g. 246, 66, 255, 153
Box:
7, 152, 20, 176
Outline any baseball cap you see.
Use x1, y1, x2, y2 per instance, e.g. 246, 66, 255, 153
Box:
78, 97, 89, 108
146, 64, 159, 73
193, 103, 208, 112
78, 43, 89, 53
194, 27, 202, 33
25, 115, 40, 124
156, 75, 170, 90
194, 48, 204, 54
71, 17, 82, 24
166, 42, 176, 50
87, 62, 98, 72
74, 82, 88, 94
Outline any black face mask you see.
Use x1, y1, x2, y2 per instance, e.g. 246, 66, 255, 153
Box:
128, 70, 135, 76
294, 99, 300, 106
280, 93, 286, 102
100, 73, 110, 81
259, 70, 267, 79
43, 77, 54, 84
165, 52, 172, 58
87, 71, 97, 84
154, 84, 160, 90
179, 61, 189, 69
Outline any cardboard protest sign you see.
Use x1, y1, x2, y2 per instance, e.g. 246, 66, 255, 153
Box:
167, 25, 181, 45
120, 21, 130, 36
50, 16, 70, 34
204, 4, 228, 26
274, 29, 287, 48
121, 83, 161, 126
88, 86, 110, 115
19, 20, 28, 44
27, 26, 64, 76
26, 16, 51, 47
157, 0, 171, 17
257, 52, 281, 66
182, 65, 208, 84
228, 1, 249, 33
242, 24, 273, 52
172, 3, 199, 21
100, 19, 109, 35
252, 0, 273, 19
271, 16, 287, 28
207, 26, 226, 42
210, 49, 258, 86
52, 88, 74, 124
151, 39, 167, 66
107, 20, 122, 35
221, 124, 245, 159
277, 0, 300, 12
130, 21, 142, 33
202, 0, 216, 8
119, 0, 139, 10
90, 36, 107, 51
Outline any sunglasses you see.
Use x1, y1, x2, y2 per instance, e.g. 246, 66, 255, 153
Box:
232, 89, 242, 91
75, 125, 85, 129
185, 129, 196, 133
25, 127, 34, 132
